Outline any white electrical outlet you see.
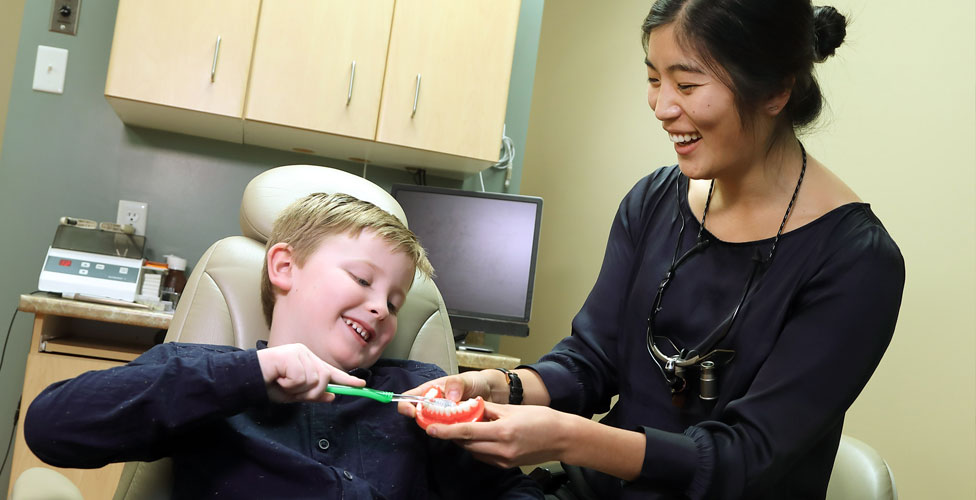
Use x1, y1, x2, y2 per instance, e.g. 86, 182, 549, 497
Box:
117, 200, 148, 236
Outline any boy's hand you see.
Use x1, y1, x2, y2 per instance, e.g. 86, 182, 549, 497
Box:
257, 343, 365, 403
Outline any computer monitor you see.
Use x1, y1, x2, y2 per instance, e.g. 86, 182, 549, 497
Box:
391, 184, 543, 338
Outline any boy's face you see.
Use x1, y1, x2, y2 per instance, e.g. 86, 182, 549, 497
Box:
268, 230, 416, 371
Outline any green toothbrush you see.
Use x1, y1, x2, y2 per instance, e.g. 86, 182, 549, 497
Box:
326, 384, 454, 406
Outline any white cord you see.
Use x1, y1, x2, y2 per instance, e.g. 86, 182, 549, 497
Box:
478, 171, 486, 192
490, 134, 515, 189
491, 135, 515, 170
362, 161, 368, 179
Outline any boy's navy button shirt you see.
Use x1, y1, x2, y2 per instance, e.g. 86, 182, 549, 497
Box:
25, 341, 542, 499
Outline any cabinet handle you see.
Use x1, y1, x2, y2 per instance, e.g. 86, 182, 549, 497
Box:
346, 60, 356, 106
210, 35, 222, 83
411, 74, 421, 118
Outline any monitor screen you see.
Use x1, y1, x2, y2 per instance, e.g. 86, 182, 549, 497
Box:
391, 184, 543, 337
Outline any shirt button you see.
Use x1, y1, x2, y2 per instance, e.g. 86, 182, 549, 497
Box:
343, 471, 353, 481
317, 438, 330, 450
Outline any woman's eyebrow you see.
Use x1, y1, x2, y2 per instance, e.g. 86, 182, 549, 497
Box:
645, 58, 706, 75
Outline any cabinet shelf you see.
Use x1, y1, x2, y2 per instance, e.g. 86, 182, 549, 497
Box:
40, 336, 148, 362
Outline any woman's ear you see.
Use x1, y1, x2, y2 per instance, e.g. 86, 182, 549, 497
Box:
765, 77, 795, 116
267, 242, 295, 292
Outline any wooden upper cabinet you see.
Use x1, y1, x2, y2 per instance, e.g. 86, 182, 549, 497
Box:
377, 0, 521, 163
103, 0, 523, 175
245, 0, 395, 141
104, 0, 261, 142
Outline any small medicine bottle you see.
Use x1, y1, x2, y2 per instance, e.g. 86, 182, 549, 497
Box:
162, 255, 188, 305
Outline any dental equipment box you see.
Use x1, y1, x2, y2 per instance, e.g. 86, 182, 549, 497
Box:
38, 223, 147, 303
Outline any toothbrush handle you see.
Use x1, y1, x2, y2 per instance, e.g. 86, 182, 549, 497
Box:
326, 384, 394, 403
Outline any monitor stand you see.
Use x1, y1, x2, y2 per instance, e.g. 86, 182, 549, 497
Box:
455, 331, 495, 353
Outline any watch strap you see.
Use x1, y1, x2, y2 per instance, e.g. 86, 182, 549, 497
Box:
495, 368, 523, 405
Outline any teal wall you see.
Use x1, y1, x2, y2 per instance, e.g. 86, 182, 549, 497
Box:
0, 0, 542, 492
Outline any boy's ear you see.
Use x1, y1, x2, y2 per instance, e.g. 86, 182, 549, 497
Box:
267, 242, 296, 292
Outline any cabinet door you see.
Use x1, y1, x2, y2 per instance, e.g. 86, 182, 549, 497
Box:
104, 0, 260, 141
8, 353, 125, 499
245, 0, 394, 141
377, 0, 521, 162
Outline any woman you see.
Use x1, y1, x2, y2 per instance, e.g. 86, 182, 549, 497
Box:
399, 1, 904, 498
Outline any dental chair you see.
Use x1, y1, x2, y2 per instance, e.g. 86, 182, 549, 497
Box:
11, 164, 457, 500
110, 164, 458, 500
824, 434, 898, 500
536, 434, 898, 500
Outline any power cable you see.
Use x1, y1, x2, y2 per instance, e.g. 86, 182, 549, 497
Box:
490, 134, 516, 190
479, 133, 516, 192
0, 305, 21, 476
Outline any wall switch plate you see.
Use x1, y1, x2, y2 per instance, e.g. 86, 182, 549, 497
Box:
32, 46, 68, 94
50, 0, 81, 36
117, 200, 149, 236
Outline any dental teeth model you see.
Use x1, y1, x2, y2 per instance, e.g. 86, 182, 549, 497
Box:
414, 386, 486, 430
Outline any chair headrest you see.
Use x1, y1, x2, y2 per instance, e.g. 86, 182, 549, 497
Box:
239, 165, 408, 242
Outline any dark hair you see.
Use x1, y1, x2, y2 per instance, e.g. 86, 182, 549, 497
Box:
641, 0, 847, 132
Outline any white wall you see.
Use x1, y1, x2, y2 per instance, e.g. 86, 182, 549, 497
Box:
501, 1, 976, 498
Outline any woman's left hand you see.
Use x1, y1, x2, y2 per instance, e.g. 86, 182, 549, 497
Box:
423, 401, 577, 469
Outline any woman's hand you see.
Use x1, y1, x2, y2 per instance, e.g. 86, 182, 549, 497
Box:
256, 343, 365, 403
396, 370, 500, 418
422, 402, 574, 468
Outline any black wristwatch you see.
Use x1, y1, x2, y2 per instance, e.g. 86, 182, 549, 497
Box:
495, 368, 523, 405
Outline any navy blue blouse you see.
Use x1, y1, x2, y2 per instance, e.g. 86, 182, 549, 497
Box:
529, 165, 904, 499
25, 342, 542, 499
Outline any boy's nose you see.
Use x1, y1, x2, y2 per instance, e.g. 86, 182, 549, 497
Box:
368, 300, 389, 319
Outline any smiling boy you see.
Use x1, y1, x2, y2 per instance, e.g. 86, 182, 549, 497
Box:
24, 193, 542, 499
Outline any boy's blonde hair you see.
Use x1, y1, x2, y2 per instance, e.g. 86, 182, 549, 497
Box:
260, 192, 434, 327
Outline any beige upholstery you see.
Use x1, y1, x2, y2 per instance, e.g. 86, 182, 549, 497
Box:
534, 433, 897, 498
112, 164, 457, 500
826, 435, 897, 500
10, 468, 84, 500
165, 164, 457, 367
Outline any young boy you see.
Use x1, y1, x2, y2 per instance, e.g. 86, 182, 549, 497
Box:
24, 193, 542, 499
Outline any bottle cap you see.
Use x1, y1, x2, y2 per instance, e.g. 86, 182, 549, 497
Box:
164, 255, 187, 271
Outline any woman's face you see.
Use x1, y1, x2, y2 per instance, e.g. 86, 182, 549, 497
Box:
646, 24, 760, 180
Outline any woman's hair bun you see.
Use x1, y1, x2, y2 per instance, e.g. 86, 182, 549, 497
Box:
813, 5, 847, 62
